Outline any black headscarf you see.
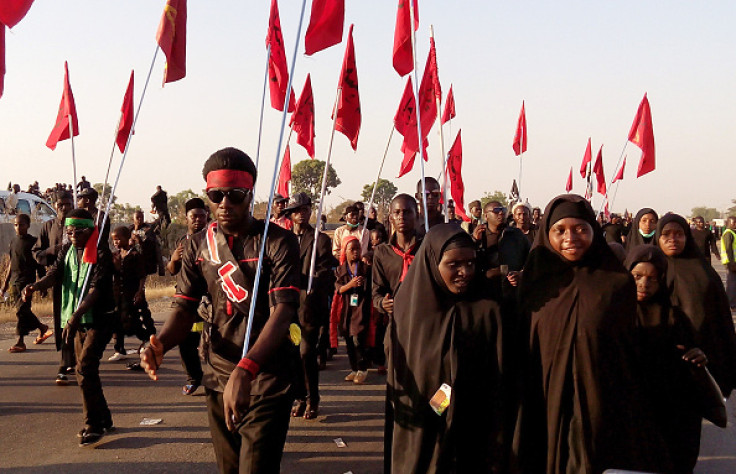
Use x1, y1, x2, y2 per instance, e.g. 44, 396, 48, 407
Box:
514, 194, 668, 473
655, 213, 736, 395
389, 224, 505, 472
625, 207, 658, 251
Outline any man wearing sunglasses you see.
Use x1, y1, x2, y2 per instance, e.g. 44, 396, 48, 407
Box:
473, 201, 530, 288
415, 177, 445, 234
140, 147, 301, 473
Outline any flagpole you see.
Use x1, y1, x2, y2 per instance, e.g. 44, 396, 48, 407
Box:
430, 26, 448, 223
360, 126, 395, 241
244, 0, 308, 357
70, 118, 78, 208
75, 46, 160, 309
408, 0, 429, 231
99, 113, 124, 223
307, 87, 341, 294
251, 44, 272, 214
598, 142, 628, 215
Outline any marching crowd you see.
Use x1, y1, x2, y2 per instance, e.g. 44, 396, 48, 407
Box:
3, 146, 736, 473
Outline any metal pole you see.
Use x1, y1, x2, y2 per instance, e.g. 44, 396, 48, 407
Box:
430, 26, 448, 223
360, 126, 395, 241
99, 112, 124, 224
598, 141, 628, 215
70, 118, 78, 208
251, 44, 272, 214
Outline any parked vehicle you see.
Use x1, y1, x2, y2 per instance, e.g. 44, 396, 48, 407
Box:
0, 191, 56, 223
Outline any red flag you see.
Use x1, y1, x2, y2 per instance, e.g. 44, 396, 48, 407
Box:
512, 101, 527, 156
116, 71, 134, 153
580, 137, 592, 178
397, 138, 428, 178
304, 0, 344, 55
333, 24, 360, 150
392, 0, 418, 76
399, 44, 438, 158
0, 26, 5, 100
290, 74, 315, 158
441, 85, 455, 125
628, 94, 655, 177
604, 198, 610, 220
446, 130, 470, 222
0, 0, 34, 28
46, 61, 79, 150
266, 0, 295, 112
612, 156, 626, 183
429, 37, 441, 100
277, 145, 291, 198
593, 145, 606, 195
156, 0, 186, 84
394, 77, 415, 137
566, 167, 573, 192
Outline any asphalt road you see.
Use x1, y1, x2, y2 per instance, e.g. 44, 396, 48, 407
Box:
1, 292, 735, 473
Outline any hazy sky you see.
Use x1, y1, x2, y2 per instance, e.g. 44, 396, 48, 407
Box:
2, 1, 735, 217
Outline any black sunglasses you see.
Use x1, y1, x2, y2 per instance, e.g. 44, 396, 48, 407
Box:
206, 188, 251, 204
487, 207, 506, 215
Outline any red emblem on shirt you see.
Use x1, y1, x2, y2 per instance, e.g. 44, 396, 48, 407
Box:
217, 261, 248, 303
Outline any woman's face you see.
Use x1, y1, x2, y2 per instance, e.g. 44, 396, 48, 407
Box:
658, 222, 687, 257
438, 247, 476, 294
548, 217, 594, 262
639, 213, 658, 235
631, 261, 660, 302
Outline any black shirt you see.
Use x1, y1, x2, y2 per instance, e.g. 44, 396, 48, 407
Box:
9, 234, 38, 285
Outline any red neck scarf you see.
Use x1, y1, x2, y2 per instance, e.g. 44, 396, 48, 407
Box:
391, 241, 418, 282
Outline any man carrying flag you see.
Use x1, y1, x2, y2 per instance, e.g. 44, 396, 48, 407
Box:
23, 209, 116, 447
140, 147, 301, 473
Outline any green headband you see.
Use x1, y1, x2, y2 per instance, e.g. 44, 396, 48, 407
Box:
65, 217, 95, 229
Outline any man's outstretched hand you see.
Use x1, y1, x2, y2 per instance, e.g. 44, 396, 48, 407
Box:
140, 334, 164, 380
224, 368, 253, 432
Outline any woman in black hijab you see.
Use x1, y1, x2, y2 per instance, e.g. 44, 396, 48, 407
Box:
625, 245, 706, 473
388, 224, 506, 473
625, 207, 658, 251
513, 194, 667, 474
656, 212, 736, 396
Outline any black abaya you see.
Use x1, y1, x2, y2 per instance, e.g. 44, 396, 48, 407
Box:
624, 208, 658, 252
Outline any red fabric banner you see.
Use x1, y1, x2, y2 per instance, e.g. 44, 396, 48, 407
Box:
304, 0, 344, 55
446, 130, 470, 222
0, 0, 34, 28
46, 61, 79, 150
116, 70, 134, 153
580, 137, 592, 178
394, 77, 415, 137
290, 74, 315, 158
0, 26, 5, 100
429, 36, 441, 100
156, 0, 186, 84
277, 145, 291, 198
628, 94, 655, 177
512, 101, 527, 156
441, 85, 455, 125
392, 0, 418, 76
566, 167, 573, 192
612, 156, 626, 183
334, 24, 360, 150
593, 145, 606, 195
266, 0, 295, 112
399, 44, 438, 159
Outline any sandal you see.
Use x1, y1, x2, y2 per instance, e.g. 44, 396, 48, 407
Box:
8, 344, 26, 353
182, 384, 199, 396
34, 328, 54, 344
304, 401, 319, 420
291, 399, 306, 418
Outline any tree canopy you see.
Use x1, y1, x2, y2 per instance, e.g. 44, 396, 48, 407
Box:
691, 206, 720, 222
480, 190, 508, 209
291, 159, 341, 204
361, 178, 398, 219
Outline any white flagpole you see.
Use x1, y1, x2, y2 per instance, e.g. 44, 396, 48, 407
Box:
307, 88, 341, 294
99, 113, 124, 224
408, 0, 429, 231
598, 141, 628, 215
430, 26, 448, 224
251, 44, 272, 214
360, 126, 395, 241
70, 118, 78, 207
243, 0, 308, 357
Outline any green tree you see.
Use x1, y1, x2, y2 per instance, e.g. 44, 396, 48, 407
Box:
326, 200, 355, 223
168, 189, 200, 224
480, 190, 508, 210
691, 206, 720, 222
361, 178, 398, 220
109, 203, 141, 225
93, 182, 116, 211
727, 199, 736, 217
291, 159, 341, 204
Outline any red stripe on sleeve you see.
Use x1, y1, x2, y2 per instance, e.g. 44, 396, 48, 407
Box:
174, 294, 200, 302
267, 286, 300, 294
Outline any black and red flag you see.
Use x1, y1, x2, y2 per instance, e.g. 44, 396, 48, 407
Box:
446, 130, 470, 222
333, 24, 360, 150
392, 0, 418, 76
441, 85, 456, 124
156, 0, 187, 84
266, 0, 295, 112
277, 145, 291, 198
290, 74, 315, 158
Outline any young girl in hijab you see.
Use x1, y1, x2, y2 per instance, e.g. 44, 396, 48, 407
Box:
514, 194, 668, 474
656, 213, 736, 397
389, 224, 506, 473
625, 244, 707, 473
625, 207, 658, 251
331, 235, 372, 384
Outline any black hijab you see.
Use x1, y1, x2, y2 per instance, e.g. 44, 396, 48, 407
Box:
390, 224, 505, 472
515, 194, 667, 473
656, 213, 736, 395
625, 207, 658, 251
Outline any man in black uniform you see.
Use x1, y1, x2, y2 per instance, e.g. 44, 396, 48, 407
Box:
473, 201, 530, 288
415, 177, 444, 233
32, 190, 76, 384
150, 185, 171, 229
283, 192, 337, 420
691, 215, 721, 264
141, 147, 301, 473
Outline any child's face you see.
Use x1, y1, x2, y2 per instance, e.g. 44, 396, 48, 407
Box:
346, 240, 361, 262
13, 217, 28, 236
112, 232, 130, 250
631, 261, 660, 302
370, 231, 383, 248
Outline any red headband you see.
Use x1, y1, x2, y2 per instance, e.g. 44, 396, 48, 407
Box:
206, 169, 254, 190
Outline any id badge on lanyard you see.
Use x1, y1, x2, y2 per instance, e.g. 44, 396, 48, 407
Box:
350, 293, 359, 307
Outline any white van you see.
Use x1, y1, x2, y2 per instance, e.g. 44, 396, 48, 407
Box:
0, 191, 57, 223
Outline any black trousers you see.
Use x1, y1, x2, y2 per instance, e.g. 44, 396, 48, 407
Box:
75, 325, 113, 430
727, 270, 736, 309
298, 324, 320, 403
205, 388, 292, 474
179, 331, 203, 385
10, 283, 43, 336
345, 333, 368, 372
